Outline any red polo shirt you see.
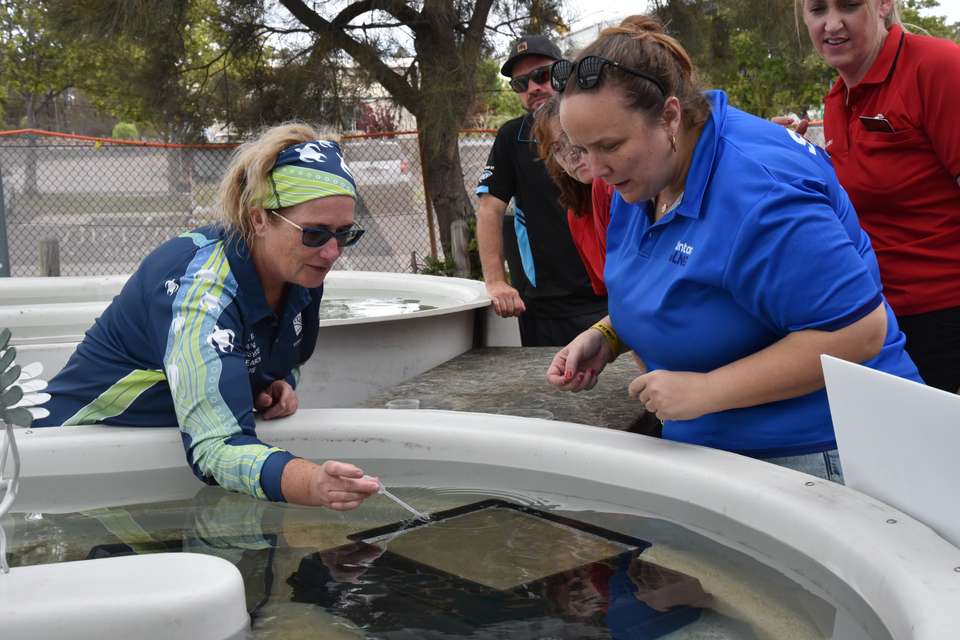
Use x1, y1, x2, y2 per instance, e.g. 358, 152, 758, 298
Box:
565, 178, 613, 296
823, 25, 960, 316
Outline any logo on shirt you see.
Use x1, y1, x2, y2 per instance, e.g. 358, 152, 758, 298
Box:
195, 268, 218, 283
207, 325, 235, 353
164, 279, 179, 295
166, 363, 179, 394
293, 312, 303, 336
669, 241, 694, 266
200, 292, 220, 312
244, 333, 262, 372
478, 166, 493, 183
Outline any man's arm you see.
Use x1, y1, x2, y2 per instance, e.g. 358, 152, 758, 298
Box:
476, 193, 526, 317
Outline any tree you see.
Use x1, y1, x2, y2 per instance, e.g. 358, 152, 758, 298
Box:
469, 57, 524, 128
901, 0, 960, 41
355, 102, 400, 133
0, 1, 76, 130
650, 0, 833, 118
650, 0, 958, 119
0, 1, 91, 192
49, 0, 565, 257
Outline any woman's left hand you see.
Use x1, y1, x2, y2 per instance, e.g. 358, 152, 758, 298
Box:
628, 370, 715, 422
256, 379, 299, 419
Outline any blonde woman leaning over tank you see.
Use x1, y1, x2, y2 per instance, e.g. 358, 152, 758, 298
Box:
544, 15, 921, 481
35, 123, 380, 508
795, 0, 960, 393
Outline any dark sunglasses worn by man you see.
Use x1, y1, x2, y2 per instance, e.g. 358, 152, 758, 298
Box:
270, 210, 365, 248
550, 56, 666, 96
509, 65, 553, 93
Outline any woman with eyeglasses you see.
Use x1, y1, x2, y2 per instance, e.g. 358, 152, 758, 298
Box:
544, 16, 921, 480
532, 95, 614, 298
35, 123, 381, 507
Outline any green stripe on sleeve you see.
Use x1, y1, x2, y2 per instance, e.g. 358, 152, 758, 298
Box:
62, 369, 166, 426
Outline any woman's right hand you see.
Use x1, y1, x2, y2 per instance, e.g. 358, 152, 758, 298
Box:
281, 458, 380, 509
546, 328, 611, 392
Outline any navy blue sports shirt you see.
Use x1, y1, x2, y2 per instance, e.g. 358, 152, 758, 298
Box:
36, 225, 321, 500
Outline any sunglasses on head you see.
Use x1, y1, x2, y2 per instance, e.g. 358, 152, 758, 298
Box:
269, 210, 365, 248
509, 64, 553, 93
550, 56, 666, 96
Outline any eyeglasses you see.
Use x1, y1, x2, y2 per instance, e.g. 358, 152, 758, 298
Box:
550, 56, 666, 96
549, 134, 586, 168
509, 65, 552, 93
269, 210, 365, 248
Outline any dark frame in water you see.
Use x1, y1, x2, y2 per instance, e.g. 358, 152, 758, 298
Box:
284, 500, 707, 639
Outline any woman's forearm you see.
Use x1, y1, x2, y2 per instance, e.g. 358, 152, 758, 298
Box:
702, 303, 888, 413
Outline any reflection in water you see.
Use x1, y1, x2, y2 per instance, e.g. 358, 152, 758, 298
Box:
319, 297, 437, 320
2, 461, 892, 640
287, 502, 726, 639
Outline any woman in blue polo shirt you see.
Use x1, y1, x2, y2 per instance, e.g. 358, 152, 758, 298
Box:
544, 16, 921, 481
36, 123, 380, 507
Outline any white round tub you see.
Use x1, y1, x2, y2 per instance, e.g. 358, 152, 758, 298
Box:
4, 410, 960, 639
1, 272, 490, 408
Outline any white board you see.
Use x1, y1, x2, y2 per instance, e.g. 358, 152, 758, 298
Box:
822, 354, 960, 547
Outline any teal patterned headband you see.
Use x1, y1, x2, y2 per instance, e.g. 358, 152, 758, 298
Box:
260, 140, 357, 209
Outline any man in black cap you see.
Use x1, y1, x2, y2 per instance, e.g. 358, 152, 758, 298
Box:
475, 34, 607, 346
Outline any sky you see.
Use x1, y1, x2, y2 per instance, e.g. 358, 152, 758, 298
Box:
563, 0, 960, 32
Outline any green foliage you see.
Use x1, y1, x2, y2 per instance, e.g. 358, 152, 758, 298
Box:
650, 0, 958, 118
901, 0, 960, 41
417, 217, 482, 280
111, 121, 139, 139
471, 57, 525, 127
721, 29, 831, 118
651, 0, 834, 117
44, 0, 240, 141
0, 1, 81, 128
418, 255, 459, 277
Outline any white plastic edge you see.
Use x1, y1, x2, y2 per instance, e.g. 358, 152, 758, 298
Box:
0, 553, 248, 640
13, 408, 960, 640
0, 271, 491, 342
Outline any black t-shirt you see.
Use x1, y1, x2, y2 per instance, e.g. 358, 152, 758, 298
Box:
477, 113, 606, 317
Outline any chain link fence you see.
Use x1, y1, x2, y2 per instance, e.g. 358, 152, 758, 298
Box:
0, 129, 495, 277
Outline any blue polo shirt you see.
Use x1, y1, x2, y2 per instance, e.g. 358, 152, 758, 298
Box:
606, 91, 921, 458
36, 225, 322, 501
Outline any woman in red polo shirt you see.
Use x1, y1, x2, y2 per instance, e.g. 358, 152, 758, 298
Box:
533, 95, 614, 297
799, 0, 960, 392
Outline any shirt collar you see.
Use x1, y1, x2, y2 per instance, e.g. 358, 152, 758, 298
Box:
221, 227, 314, 324
665, 89, 725, 221
827, 24, 904, 98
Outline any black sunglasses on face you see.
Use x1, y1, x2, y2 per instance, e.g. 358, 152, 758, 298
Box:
550, 56, 667, 96
269, 210, 365, 248
509, 65, 552, 93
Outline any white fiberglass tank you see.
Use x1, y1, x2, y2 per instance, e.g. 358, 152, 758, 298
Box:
1, 271, 489, 407
5, 410, 960, 640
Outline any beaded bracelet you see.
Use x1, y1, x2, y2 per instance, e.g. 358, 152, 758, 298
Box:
590, 321, 623, 360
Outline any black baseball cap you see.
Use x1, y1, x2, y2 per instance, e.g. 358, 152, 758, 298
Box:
500, 34, 562, 77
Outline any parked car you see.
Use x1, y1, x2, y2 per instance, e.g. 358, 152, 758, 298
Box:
342, 139, 421, 220
345, 139, 412, 187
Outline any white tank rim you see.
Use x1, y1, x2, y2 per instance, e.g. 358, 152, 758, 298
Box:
11, 408, 960, 640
